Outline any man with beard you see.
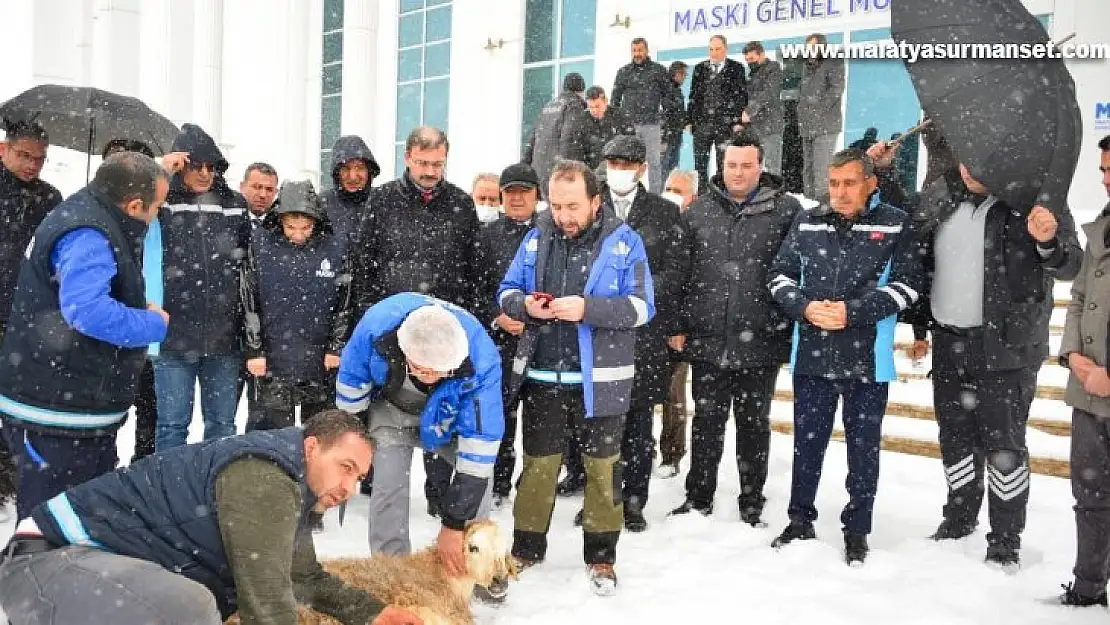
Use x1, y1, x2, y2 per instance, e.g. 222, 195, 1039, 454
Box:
498, 159, 654, 595
0, 120, 63, 515
350, 126, 481, 518
668, 133, 799, 525
474, 164, 542, 510
321, 136, 381, 250
611, 38, 679, 193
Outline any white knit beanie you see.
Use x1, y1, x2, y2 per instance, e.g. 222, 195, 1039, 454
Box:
396, 305, 469, 372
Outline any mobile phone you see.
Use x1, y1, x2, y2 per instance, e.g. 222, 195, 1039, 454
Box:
532, 292, 554, 304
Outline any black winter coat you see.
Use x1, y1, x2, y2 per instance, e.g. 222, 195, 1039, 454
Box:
688, 58, 748, 133
682, 173, 800, 368
523, 92, 594, 193
320, 136, 381, 249
0, 162, 62, 333
604, 184, 690, 405
351, 174, 480, 316
913, 172, 1082, 371
474, 214, 534, 360
586, 107, 636, 170
611, 58, 677, 126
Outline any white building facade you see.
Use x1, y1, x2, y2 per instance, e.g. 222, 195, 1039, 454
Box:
3, 0, 1109, 217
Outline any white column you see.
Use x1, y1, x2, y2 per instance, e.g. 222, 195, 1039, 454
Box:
282, 0, 310, 180
139, 0, 173, 120
342, 0, 379, 143
305, 0, 326, 183
192, 0, 225, 139
0, 1, 35, 101
91, 0, 142, 96
164, 0, 197, 127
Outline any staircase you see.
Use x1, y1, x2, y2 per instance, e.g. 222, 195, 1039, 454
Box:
767, 284, 1074, 478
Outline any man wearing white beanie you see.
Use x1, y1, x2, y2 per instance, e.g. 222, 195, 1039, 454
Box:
335, 292, 505, 586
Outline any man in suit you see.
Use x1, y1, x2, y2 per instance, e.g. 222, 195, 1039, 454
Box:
688, 35, 748, 194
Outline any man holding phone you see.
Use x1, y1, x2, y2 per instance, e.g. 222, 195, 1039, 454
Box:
497, 159, 654, 596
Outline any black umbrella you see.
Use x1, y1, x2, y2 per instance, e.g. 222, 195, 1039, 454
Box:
0, 84, 180, 178
891, 0, 1082, 215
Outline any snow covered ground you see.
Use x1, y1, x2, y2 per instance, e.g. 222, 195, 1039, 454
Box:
0, 404, 1101, 624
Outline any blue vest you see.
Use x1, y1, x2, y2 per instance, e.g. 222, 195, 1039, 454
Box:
252, 226, 347, 381
31, 427, 312, 618
0, 187, 149, 434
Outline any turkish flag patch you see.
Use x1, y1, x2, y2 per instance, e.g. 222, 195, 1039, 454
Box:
869, 231, 884, 241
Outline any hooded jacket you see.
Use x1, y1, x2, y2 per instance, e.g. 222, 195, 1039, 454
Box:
522, 92, 594, 194
145, 123, 250, 358
242, 181, 352, 383
498, 205, 656, 418
0, 161, 63, 333
683, 172, 801, 369
335, 293, 504, 529
320, 136, 381, 248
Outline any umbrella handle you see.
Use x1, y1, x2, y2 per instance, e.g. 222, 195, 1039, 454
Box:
1054, 32, 1076, 48
888, 119, 933, 150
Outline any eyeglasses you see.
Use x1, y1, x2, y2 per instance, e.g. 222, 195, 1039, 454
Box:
412, 159, 446, 170
406, 359, 453, 379
11, 149, 47, 167
186, 162, 216, 173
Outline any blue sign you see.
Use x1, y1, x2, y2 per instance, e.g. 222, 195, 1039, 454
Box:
673, 0, 892, 34
1096, 102, 1110, 131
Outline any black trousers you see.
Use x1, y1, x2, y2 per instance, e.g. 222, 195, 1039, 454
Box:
131, 359, 158, 462
692, 122, 731, 194
512, 383, 625, 565
620, 401, 655, 508
684, 363, 778, 514
2, 423, 117, 521
0, 326, 14, 503
932, 327, 1035, 540
493, 395, 520, 497
246, 378, 333, 431
1071, 408, 1110, 597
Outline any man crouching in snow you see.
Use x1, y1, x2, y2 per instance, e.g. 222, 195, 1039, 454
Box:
0, 410, 423, 625
335, 294, 504, 579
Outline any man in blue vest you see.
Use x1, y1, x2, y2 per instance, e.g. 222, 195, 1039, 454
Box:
0, 152, 170, 521
497, 159, 654, 595
335, 292, 504, 577
242, 180, 352, 432
0, 410, 422, 625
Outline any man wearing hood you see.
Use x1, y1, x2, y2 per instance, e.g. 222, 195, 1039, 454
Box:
523, 73, 594, 198
145, 123, 250, 451
566, 136, 689, 532
0, 153, 170, 520
322, 136, 381, 248
668, 133, 799, 527
473, 163, 542, 508
242, 180, 352, 433
498, 159, 654, 595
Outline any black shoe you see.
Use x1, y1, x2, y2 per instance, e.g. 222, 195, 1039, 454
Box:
557, 474, 585, 497
1058, 583, 1109, 607
930, 519, 977, 541
985, 533, 1021, 569
624, 503, 648, 533
668, 499, 713, 517
573, 508, 584, 527
844, 533, 869, 566
307, 511, 325, 534
427, 499, 442, 519
359, 479, 373, 497
738, 500, 766, 528
491, 493, 511, 511
771, 522, 816, 549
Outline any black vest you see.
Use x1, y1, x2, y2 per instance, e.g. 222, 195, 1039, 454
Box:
32, 427, 312, 619
0, 187, 149, 434
252, 226, 346, 382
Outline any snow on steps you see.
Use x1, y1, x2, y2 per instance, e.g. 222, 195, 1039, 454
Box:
764, 290, 1076, 478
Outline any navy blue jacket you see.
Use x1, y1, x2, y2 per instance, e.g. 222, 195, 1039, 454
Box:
320, 136, 381, 249
0, 187, 163, 435
768, 195, 923, 382
242, 207, 352, 382
0, 161, 62, 333
336, 293, 504, 529
144, 124, 250, 357
31, 427, 311, 619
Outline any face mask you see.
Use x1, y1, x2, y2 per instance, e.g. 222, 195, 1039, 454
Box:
476, 204, 500, 223
661, 192, 684, 209
607, 169, 639, 194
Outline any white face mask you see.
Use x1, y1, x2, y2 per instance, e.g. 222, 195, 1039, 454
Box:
607, 169, 639, 194
661, 192, 684, 209
476, 204, 501, 223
